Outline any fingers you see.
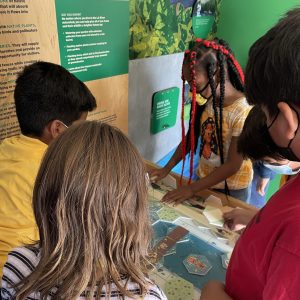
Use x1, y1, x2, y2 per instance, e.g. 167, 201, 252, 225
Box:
148, 168, 169, 182
147, 168, 159, 177
223, 210, 235, 220
162, 190, 185, 205
223, 209, 239, 231
223, 219, 234, 231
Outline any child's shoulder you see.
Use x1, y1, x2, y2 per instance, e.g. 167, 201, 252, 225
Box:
228, 97, 252, 116
6, 245, 40, 272
127, 277, 167, 300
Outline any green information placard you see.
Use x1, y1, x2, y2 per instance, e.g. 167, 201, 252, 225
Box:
55, 0, 129, 82
192, 15, 215, 38
192, 0, 216, 39
151, 87, 179, 134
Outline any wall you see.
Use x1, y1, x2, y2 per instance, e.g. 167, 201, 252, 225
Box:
0, 0, 129, 139
216, 0, 300, 68
128, 0, 222, 163
128, 53, 186, 162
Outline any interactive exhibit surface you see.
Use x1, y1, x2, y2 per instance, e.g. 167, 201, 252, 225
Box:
147, 176, 239, 299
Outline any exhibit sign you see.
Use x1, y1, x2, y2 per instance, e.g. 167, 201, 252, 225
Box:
192, 0, 216, 39
0, 0, 129, 140
151, 87, 179, 134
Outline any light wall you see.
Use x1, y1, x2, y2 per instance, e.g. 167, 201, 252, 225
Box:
128, 53, 186, 162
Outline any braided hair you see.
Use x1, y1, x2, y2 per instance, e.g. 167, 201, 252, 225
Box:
181, 38, 244, 185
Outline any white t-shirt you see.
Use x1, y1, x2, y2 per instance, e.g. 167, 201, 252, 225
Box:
1, 246, 167, 300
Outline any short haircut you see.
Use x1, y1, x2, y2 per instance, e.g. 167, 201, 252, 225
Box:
237, 106, 286, 161
14, 61, 97, 136
245, 7, 300, 117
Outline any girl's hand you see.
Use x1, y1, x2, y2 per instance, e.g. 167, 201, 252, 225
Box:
161, 185, 194, 205
148, 166, 171, 182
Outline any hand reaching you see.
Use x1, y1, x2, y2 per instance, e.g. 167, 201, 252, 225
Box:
161, 185, 194, 205
223, 208, 258, 231
147, 166, 171, 182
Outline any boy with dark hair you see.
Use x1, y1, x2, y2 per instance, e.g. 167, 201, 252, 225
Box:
0, 61, 96, 276
200, 7, 300, 300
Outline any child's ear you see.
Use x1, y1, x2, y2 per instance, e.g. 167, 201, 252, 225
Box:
277, 102, 298, 139
48, 119, 66, 140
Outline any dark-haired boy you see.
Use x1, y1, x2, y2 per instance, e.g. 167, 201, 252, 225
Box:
201, 8, 300, 300
0, 62, 96, 276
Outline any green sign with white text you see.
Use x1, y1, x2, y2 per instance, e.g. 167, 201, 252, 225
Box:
151, 87, 179, 134
192, 0, 216, 39
55, 0, 129, 81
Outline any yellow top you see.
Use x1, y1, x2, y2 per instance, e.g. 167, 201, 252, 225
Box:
0, 134, 47, 276
197, 97, 253, 190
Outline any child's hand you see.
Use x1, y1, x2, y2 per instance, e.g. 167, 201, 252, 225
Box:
148, 166, 170, 182
161, 185, 193, 205
200, 280, 232, 300
256, 177, 270, 196
223, 208, 257, 231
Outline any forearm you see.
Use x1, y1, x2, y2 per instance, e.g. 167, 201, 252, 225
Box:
190, 161, 241, 194
200, 281, 233, 300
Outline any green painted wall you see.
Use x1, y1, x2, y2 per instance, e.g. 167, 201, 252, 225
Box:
216, 0, 300, 68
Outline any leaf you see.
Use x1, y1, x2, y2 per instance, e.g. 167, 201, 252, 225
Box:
129, 0, 221, 59
155, 14, 164, 30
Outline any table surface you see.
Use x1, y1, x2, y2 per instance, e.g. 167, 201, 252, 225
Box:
146, 161, 255, 300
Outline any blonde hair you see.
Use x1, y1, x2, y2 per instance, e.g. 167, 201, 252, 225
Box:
15, 121, 151, 299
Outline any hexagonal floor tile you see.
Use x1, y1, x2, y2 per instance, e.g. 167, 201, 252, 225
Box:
183, 254, 212, 276
165, 277, 194, 300
157, 207, 181, 223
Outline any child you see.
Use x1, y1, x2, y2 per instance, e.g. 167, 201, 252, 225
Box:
201, 8, 300, 300
238, 105, 300, 207
222, 105, 300, 231
0, 61, 96, 276
1, 121, 166, 300
149, 38, 252, 203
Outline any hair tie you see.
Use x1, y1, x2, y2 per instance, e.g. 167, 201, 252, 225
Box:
203, 40, 211, 47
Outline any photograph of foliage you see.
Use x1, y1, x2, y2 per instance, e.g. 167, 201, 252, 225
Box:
129, 0, 222, 59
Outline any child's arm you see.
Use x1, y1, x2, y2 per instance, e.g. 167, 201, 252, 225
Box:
162, 137, 244, 204
148, 134, 194, 182
147, 142, 183, 181
253, 160, 275, 180
200, 281, 233, 300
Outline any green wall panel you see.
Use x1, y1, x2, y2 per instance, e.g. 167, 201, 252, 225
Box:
217, 0, 300, 68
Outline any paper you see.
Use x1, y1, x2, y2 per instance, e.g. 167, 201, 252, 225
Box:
204, 195, 223, 208
203, 205, 224, 227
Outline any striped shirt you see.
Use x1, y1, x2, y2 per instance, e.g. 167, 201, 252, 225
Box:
1, 247, 167, 300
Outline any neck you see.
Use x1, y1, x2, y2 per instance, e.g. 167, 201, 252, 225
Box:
26, 134, 50, 145
217, 82, 244, 107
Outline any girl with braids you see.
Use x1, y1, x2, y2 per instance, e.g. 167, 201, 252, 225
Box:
1, 121, 167, 300
149, 38, 252, 203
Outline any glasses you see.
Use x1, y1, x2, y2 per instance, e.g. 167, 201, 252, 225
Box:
60, 121, 68, 129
